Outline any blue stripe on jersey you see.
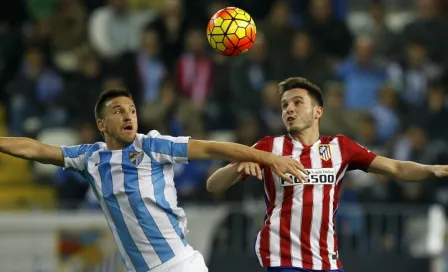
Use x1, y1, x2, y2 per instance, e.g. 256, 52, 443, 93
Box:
98, 151, 149, 271
62, 144, 91, 158
150, 160, 188, 246
123, 147, 175, 263
150, 138, 188, 158
83, 144, 102, 201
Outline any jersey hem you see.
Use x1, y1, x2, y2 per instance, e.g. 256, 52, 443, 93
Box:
146, 244, 195, 272
261, 261, 343, 270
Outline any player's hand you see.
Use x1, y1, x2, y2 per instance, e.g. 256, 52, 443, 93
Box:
431, 165, 448, 178
267, 154, 307, 183
237, 162, 263, 180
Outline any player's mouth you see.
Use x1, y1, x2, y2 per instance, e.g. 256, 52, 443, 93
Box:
286, 116, 295, 122
123, 124, 133, 131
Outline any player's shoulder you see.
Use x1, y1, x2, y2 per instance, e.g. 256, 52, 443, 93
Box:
319, 134, 358, 147
146, 130, 162, 138
255, 135, 285, 145
323, 134, 352, 143
85, 142, 108, 153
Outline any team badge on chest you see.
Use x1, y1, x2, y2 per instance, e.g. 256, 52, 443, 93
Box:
129, 151, 144, 167
319, 144, 332, 161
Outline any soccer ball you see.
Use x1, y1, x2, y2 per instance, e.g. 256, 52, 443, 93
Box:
206, 7, 256, 56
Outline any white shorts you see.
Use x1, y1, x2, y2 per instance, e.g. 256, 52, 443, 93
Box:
150, 250, 208, 272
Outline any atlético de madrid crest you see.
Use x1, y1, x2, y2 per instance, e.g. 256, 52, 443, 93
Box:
319, 144, 332, 161
129, 151, 144, 166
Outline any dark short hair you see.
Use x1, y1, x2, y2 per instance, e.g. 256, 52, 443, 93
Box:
277, 77, 324, 107
94, 88, 133, 120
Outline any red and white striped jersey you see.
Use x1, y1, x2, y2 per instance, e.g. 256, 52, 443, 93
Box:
248, 134, 377, 270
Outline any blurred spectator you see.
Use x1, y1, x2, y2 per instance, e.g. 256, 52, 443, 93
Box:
346, 113, 389, 200
370, 83, 400, 143
402, 0, 448, 62
176, 26, 214, 109
387, 40, 443, 108
229, 33, 272, 117
7, 46, 65, 136
65, 51, 103, 123
304, 0, 353, 61
48, 0, 88, 72
140, 79, 203, 137
393, 125, 444, 165
147, 0, 189, 70
260, 81, 283, 135
88, 0, 154, 58
273, 30, 333, 87
407, 80, 448, 141
135, 26, 167, 104
260, 1, 295, 62
336, 35, 386, 110
392, 126, 441, 203
320, 81, 358, 138
354, 1, 398, 60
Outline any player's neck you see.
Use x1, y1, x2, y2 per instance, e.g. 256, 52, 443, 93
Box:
289, 126, 320, 146
105, 137, 128, 150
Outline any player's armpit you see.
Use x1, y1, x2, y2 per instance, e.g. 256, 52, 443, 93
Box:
367, 156, 437, 181
0, 137, 65, 166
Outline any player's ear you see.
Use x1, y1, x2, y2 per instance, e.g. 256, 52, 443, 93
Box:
97, 119, 105, 134
314, 106, 323, 119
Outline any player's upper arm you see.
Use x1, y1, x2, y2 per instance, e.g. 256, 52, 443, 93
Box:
367, 156, 400, 176
338, 134, 377, 172
142, 130, 190, 164
61, 144, 92, 170
34, 141, 65, 167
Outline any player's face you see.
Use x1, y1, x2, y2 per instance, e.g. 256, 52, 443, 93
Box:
99, 96, 138, 146
281, 89, 319, 134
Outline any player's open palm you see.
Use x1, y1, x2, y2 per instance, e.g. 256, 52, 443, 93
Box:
432, 165, 448, 178
269, 155, 307, 183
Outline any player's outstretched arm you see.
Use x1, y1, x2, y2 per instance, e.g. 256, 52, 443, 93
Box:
188, 139, 306, 183
368, 156, 448, 181
0, 137, 64, 166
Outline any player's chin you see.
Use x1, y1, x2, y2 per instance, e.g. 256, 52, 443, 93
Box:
120, 130, 136, 142
287, 125, 301, 134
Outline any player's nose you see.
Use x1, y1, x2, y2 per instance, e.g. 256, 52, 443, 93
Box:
123, 112, 132, 121
286, 103, 295, 114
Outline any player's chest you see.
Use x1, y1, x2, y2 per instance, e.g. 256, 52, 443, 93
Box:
280, 167, 337, 187
272, 144, 345, 187
87, 150, 157, 185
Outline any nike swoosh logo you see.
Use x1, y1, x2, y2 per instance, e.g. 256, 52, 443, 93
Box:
95, 162, 100, 166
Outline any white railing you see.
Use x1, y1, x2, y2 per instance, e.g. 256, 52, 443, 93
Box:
0, 202, 445, 272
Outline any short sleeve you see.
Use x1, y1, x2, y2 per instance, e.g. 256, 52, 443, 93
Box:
338, 135, 377, 172
61, 144, 92, 171
142, 130, 190, 164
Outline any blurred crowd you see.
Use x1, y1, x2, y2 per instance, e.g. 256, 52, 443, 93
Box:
1, 0, 448, 212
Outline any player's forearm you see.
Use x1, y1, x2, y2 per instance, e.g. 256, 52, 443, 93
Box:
0, 137, 41, 160
395, 161, 435, 181
188, 140, 274, 165
206, 163, 242, 192
0, 137, 64, 165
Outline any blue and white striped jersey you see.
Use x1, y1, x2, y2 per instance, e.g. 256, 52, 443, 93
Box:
61, 130, 191, 272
